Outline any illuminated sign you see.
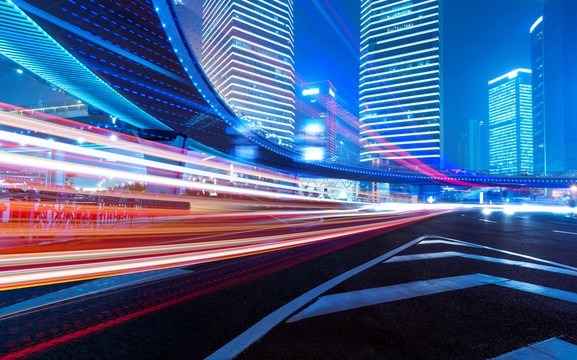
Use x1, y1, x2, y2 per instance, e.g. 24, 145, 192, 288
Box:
302, 88, 319, 96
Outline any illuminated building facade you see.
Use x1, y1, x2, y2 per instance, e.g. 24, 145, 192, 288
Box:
202, 0, 296, 147
359, 0, 442, 169
530, 0, 577, 174
488, 69, 533, 176
530, 16, 545, 175
298, 81, 337, 161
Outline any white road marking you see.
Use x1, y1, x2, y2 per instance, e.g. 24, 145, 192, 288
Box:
553, 230, 577, 236
204, 235, 429, 360
478, 219, 497, 223
288, 274, 577, 323
0, 268, 190, 319
492, 338, 577, 359
287, 274, 505, 322
430, 235, 577, 272
418, 239, 478, 248
385, 252, 577, 277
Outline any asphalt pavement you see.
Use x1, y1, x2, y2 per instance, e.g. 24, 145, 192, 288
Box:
7, 210, 577, 359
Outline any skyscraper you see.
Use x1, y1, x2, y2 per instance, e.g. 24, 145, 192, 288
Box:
488, 69, 533, 176
298, 81, 337, 161
457, 119, 483, 172
296, 81, 361, 164
530, 16, 545, 174
202, 0, 296, 147
468, 119, 483, 171
359, 0, 442, 169
530, 0, 577, 174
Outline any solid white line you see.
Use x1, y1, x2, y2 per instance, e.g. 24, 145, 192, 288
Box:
204, 235, 429, 360
553, 230, 577, 236
0, 268, 190, 319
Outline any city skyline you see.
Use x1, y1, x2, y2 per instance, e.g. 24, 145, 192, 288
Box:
0, 0, 547, 172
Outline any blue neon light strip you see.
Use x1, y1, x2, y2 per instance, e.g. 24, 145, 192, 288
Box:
0, 0, 171, 130
11, 0, 190, 86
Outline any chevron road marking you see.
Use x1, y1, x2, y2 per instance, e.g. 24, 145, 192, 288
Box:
205, 235, 429, 360
287, 273, 577, 323
206, 234, 577, 359
420, 235, 577, 272
385, 252, 577, 277
418, 239, 478, 247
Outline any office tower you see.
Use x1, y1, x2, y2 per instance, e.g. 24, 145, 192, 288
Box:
530, 16, 545, 174
359, 0, 442, 169
530, 0, 577, 174
457, 132, 469, 170
298, 81, 337, 161
202, 0, 296, 147
488, 69, 533, 176
468, 119, 483, 171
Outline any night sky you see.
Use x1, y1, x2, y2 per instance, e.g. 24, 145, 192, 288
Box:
0, 0, 543, 167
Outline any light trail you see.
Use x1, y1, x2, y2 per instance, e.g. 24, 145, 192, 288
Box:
0, 210, 445, 290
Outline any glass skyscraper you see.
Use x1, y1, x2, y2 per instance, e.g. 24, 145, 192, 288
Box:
530, 0, 577, 174
359, 0, 441, 169
298, 81, 338, 161
202, 0, 296, 147
530, 16, 545, 175
488, 69, 533, 176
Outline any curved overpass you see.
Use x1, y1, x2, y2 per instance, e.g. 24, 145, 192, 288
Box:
0, 0, 574, 188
